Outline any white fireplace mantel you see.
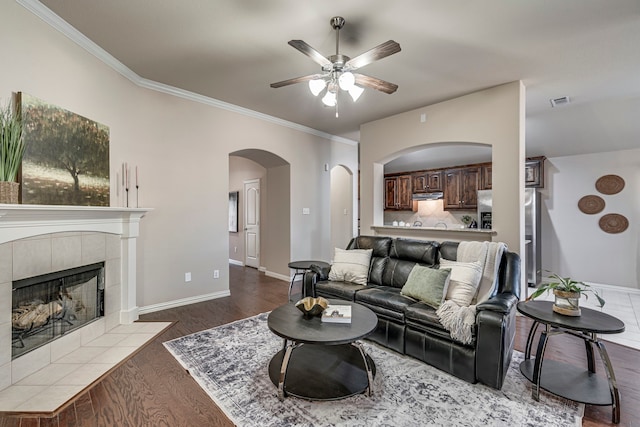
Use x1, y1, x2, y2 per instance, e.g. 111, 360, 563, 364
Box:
0, 204, 151, 245
0, 204, 152, 324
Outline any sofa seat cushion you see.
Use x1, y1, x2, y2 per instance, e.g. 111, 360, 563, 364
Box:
355, 286, 415, 320
315, 280, 366, 301
404, 302, 477, 346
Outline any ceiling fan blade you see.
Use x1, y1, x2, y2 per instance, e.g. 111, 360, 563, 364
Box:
288, 40, 332, 68
354, 73, 398, 94
270, 73, 326, 88
345, 40, 401, 70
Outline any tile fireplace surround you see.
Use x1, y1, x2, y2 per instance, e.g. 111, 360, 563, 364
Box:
0, 204, 150, 392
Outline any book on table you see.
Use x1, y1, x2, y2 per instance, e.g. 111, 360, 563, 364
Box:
321, 305, 352, 323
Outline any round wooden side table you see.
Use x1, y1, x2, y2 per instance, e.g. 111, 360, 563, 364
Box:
517, 300, 625, 424
287, 260, 330, 301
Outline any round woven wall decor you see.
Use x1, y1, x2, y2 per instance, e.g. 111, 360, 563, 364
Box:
578, 195, 605, 215
599, 213, 629, 234
595, 174, 625, 195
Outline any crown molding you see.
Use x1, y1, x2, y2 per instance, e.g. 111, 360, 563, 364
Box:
16, 0, 358, 147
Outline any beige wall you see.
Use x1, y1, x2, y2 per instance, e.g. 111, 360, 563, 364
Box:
541, 149, 640, 289
330, 166, 354, 251
265, 164, 291, 276
0, 2, 357, 308
360, 82, 525, 257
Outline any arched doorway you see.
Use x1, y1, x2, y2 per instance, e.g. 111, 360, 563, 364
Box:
229, 149, 290, 279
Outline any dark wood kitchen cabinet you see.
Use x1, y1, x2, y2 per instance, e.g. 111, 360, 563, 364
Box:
412, 171, 443, 193
443, 167, 480, 210
385, 175, 412, 210
480, 164, 492, 190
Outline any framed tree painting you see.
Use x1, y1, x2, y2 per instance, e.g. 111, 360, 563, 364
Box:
19, 92, 110, 206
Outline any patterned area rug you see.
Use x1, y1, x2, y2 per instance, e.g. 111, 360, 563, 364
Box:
164, 313, 583, 426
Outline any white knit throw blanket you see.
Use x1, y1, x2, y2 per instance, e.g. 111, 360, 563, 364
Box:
436, 241, 506, 345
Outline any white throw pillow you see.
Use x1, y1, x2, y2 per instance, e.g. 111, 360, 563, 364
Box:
439, 259, 483, 306
328, 248, 373, 285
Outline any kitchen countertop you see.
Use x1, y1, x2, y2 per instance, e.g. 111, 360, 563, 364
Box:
370, 225, 497, 242
372, 225, 495, 234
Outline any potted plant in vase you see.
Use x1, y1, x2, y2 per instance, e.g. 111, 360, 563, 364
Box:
526, 272, 605, 316
461, 215, 477, 228
0, 99, 24, 204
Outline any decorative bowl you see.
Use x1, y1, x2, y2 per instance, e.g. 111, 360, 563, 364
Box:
295, 296, 329, 318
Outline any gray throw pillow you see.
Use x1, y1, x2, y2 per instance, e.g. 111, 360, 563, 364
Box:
401, 265, 451, 309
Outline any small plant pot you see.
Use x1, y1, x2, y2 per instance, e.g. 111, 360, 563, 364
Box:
553, 289, 581, 316
0, 181, 19, 204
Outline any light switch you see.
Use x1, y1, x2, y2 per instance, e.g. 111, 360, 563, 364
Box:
302, 208, 310, 215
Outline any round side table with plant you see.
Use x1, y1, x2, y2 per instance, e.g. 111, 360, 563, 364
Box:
0, 98, 24, 204
526, 272, 605, 316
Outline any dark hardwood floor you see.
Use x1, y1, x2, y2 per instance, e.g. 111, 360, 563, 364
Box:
1, 265, 638, 426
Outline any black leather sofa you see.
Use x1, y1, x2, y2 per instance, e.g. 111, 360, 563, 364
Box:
303, 235, 521, 390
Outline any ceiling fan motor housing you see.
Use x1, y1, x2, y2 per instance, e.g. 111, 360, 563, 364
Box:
326, 54, 350, 71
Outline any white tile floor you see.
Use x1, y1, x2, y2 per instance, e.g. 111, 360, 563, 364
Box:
528, 285, 640, 350
0, 322, 171, 413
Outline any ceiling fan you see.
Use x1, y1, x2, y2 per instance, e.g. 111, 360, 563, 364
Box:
270, 16, 401, 112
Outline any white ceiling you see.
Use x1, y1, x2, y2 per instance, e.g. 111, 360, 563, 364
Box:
37, 0, 640, 170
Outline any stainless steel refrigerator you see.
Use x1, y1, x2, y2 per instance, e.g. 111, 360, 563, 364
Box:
477, 189, 541, 287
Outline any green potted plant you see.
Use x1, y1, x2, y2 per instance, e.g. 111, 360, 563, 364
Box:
0, 99, 24, 204
526, 272, 605, 316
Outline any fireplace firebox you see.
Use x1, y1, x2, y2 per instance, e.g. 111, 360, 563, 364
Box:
12, 262, 105, 359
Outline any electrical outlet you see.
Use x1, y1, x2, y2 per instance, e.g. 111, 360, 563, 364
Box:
234, 246, 237, 253
213, 270, 220, 279
185, 272, 191, 282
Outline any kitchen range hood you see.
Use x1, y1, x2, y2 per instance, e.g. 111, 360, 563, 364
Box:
412, 192, 444, 201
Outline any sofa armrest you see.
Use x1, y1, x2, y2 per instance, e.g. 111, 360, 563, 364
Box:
302, 271, 318, 298
475, 294, 518, 389
476, 293, 518, 315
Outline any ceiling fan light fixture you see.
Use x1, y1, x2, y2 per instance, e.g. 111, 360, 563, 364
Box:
338, 71, 355, 91
308, 79, 326, 96
322, 90, 337, 107
271, 16, 400, 114
348, 85, 364, 102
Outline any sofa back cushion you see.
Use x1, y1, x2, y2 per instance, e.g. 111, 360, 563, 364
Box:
439, 241, 459, 261
347, 236, 392, 285
382, 239, 440, 288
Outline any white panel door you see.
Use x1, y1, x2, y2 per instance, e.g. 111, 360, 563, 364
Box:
244, 179, 260, 269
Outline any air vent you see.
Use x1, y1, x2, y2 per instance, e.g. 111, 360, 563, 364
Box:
550, 96, 571, 107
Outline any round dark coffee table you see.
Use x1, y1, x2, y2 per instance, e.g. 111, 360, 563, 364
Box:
517, 301, 625, 424
267, 299, 378, 401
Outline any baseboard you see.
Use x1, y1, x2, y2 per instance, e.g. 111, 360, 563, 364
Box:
229, 259, 244, 266
264, 270, 290, 282
138, 290, 231, 314
119, 307, 140, 324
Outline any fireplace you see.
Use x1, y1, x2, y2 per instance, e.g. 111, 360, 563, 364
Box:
12, 263, 105, 359
0, 205, 149, 389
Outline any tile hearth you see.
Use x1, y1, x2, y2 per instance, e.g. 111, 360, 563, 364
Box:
0, 321, 170, 412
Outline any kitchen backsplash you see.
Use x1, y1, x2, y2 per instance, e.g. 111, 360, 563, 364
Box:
384, 200, 476, 228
